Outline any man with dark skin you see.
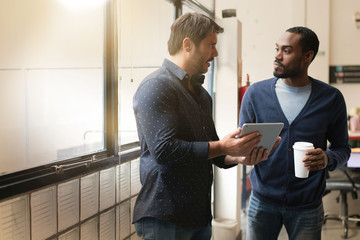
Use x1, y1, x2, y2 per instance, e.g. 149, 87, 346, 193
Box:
240, 26, 351, 240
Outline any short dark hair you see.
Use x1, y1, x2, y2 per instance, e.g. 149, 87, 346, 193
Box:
167, 12, 224, 55
286, 26, 319, 62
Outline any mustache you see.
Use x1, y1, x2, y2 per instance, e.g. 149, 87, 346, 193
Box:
274, 60, 284, 67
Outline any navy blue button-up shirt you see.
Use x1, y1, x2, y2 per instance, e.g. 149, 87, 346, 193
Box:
132, 59, 231, 228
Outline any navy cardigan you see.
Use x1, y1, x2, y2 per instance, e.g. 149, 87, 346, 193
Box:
239, 77, 351, 209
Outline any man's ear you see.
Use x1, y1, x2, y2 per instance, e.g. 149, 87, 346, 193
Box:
183, 37, 193, 52
304, 51, 314, 63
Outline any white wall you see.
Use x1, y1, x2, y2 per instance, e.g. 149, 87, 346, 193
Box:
215, 0, 360, 114
215, 0, 293, 85
329, 0, 360, 112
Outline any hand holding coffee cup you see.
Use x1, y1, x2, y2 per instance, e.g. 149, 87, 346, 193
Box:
293, 142, 314, 178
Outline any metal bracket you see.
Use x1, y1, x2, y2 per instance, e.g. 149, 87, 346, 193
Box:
53, 155, 96, 174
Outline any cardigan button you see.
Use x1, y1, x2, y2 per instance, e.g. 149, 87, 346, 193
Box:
288, 148, 292, 152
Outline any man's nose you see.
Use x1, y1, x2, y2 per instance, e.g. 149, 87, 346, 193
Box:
275, 50, 282, 60
213, 48, 218, 57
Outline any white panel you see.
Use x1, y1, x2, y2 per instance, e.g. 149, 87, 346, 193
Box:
119, 201, 131, 240
100, 167, 116, 211
59, 227, 79, 240
0, 196, 30, 240
81, 172, 99, 221
31, 186, 57, 240
116, 205, 120, 240
116, 165, 120, 203
58, 179, 80, 232
130, 159, 141, 196
117, 163, 131, 203
81, 217, 98, 240
99, 209, 115, 240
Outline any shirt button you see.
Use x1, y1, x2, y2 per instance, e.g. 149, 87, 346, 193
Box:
288, 148, 292, 152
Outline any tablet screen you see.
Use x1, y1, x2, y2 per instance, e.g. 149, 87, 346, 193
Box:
239, 123, 284, 151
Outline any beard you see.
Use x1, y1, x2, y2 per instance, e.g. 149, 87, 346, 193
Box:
273, 60, 302, 78
273, 68, 301, 78
274, 70, 288, 78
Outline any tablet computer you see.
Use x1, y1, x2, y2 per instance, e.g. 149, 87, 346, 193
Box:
239, 123, 284, 151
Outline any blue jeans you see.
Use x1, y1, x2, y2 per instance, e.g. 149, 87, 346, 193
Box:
134, 217, 212, 240
246, 194, 324, 240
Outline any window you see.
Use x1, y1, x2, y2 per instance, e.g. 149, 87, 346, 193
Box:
118, 0, 174, 148
0, 0, 108, 175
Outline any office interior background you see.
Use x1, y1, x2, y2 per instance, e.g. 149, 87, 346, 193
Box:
0, 0, 359, 239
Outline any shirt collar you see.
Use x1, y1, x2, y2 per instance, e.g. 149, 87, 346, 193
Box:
163, 58, 205, 88
163, 58, 188, 81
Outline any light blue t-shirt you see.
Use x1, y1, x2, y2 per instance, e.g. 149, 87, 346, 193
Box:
275, 79, 312, 124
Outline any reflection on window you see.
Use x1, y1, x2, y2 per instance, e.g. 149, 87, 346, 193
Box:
0, 0, 105, 175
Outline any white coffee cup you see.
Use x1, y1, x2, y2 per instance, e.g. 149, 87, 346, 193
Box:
293, 142, 314, 178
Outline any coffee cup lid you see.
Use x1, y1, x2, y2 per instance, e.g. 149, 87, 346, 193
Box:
293, 142, 314, 150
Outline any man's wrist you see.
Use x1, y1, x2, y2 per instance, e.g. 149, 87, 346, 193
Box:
208, 141, 223, 159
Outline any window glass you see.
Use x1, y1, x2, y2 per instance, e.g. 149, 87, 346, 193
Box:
117, 0, 174, 147
0, 0, 106, 175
